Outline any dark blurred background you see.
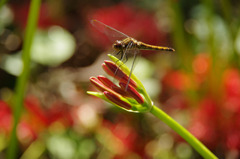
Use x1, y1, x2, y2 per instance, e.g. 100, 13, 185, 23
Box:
1, 0, 240, 158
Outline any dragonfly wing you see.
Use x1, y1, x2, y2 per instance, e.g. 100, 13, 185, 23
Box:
91, 20, 129, 42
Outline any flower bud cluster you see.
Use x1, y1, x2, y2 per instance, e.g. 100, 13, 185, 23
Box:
87, 54, 153, 112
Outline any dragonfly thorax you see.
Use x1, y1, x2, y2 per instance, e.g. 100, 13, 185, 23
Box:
112, 37, 138, 51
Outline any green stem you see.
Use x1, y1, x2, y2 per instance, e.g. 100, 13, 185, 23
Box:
150, 105, 218, 159
7, 0, 41, 158
169, 0, 192, 71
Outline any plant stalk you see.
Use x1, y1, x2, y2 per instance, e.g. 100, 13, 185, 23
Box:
7, 0, 41, 158
150, 105, 218, 159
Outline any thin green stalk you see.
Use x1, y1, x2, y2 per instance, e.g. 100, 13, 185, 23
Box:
169, 0, 193, 71
7, 0, 41, 158
150, 105, 218, 159
220, 0, 231, 22
220, 0, 240, 68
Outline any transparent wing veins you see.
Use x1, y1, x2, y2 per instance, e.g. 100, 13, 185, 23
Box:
91, 19, 129, 42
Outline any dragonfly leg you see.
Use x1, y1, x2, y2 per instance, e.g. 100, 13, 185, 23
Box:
114, 51, 123, 79
116, 50, 124, 61
116, 50, 121, 56
125, 50, 137, 91
125, 55, 128, 62
113, 42, 134, 90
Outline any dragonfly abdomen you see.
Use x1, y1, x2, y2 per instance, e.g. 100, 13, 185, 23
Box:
137, 42, 175, 52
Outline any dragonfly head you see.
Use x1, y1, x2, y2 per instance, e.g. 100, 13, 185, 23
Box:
113, 40, 124, 50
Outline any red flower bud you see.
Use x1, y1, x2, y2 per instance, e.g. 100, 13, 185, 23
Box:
97, 75, 129, 96
103, 61, 137, 88
88, 55, 154, 112
104, 61, 128, 80
119, 82, 144, 104
102, 63, 115, 77
104, 91, 132, 110
89, 76, 109, 92
97, 75, 116, 88
111, 85, 130, 97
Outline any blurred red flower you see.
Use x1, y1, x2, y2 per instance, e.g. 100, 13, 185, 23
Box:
0, 101, 12, 134
188, 98, 218, 148
24, 95, 73, 127
17, 121, 38, 146
162, 70, 190, 91
87, 3, 168, 53
223, 69, 240, 113
11, 2, 65, 29
102, 119, 148, 158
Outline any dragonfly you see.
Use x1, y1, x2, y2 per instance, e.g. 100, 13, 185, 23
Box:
91, 19, 175, 89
